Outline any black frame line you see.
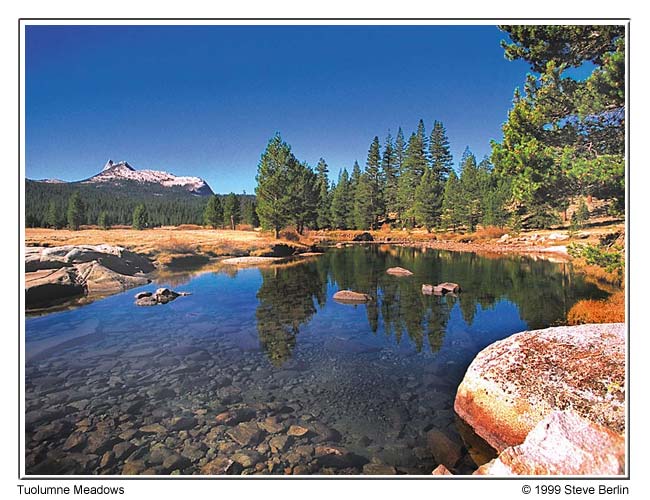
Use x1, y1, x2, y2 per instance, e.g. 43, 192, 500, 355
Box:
17, 17, 632, 482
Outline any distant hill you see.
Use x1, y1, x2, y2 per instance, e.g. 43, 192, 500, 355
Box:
25, 159, 253, 228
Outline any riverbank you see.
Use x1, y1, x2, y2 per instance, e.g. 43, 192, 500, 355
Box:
25, 224, 625, 320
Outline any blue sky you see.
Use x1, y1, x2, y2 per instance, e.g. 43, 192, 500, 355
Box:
26, 24, 535, 194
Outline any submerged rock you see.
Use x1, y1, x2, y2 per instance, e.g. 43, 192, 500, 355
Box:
454, 323, 625, 452
386, 267, 413, 277
422, 282, 460, 295
473, 410, 625, 476
332, 290, 372, 304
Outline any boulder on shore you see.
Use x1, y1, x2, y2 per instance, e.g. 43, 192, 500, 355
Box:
352, 232, 374, 242
386, 267, 413, 277
25, 245, 153, 308
333, 290, 372, 304
473, 410, 625, 476
454, 323, 625, 453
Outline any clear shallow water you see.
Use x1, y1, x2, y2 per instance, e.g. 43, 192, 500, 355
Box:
25, 246, 608, 475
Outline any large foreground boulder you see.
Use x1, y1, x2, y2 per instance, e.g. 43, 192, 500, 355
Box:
454, 323, 625, 452
474, 410, 625, 476
25, 245, 154, 308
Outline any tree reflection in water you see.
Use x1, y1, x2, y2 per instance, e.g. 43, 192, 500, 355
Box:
254, 246, 608, 366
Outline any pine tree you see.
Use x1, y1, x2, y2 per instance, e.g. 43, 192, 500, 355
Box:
397, 127, 428, 226
132, 204, 148, 230
243, 200, 260, 227
429, 120, 453, 182
290, 163, 318, 234
414, 168, 443, 232
381, 132, 399, 218
330, 169, 351, 229
458, 148, 482, 231
66, 192, 85, 230
46, 201, 61, 229
348, 161, 362, 229
223, 193, 241, 230
315, 158, 331, 229
203, 195, 223, 228
395, 127, 406, 172
98, 210, 110, 230
365, 136, 384, 226
255, 134, 299, 238
353, 172, 374, 230
441, 170, 461, 231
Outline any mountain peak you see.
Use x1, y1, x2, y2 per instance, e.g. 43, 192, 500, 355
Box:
85, 159, 213, 196
102, 159, 135, 172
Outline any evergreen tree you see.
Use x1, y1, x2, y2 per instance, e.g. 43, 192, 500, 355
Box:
255, 133, 299, 238
395, 127, 406, 172
45, 200, 61, 229
66, 192, 85, 230
98, 210, 110, 230
290, 163, 318, 234
397, 127, 428, 226
493, 26, 625, 225
458, 148, 482, 231
365, 136, 384, 226
441, 170, 462, 231
480, 160, 511, 228
315, 158, 331, 229
413, 168, 441, 232
203, 195, 223, 228
348, 161, 362, 229
132, 204, 148, 230
353, 172, 374, 230
243, 199, 260, 228
330, 170, 351, 229
429, 120, 453, 182
381, 132, 399, 217
223, 193, 241, 230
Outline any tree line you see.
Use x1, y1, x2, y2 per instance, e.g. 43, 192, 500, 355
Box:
26, 179, 258, 230
28, 26, 624, 235
254, 25, 625, 236
254, 121, 512, 236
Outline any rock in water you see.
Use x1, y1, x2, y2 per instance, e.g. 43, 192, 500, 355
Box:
454, 323, 625, 452
134, 287, 189, 306
386, 267, 413, 277
333, 290, 372, 304
473, 410, 625, 475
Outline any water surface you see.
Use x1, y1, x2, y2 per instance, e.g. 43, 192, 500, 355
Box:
25, 246, 608, 475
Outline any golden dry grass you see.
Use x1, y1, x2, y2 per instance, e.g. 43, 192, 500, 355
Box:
567, 290, 625, 325
25, 227, 310, 264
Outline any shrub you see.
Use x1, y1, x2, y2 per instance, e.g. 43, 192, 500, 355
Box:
567, 291, 625, 325
568, 243, 624, 282
279, 228, 300, 242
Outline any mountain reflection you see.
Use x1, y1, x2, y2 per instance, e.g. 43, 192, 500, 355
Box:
253, 246, 608, 367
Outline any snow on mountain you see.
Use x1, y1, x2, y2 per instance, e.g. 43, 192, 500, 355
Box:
36, 178, 66, 184
83, 160, 214, 196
